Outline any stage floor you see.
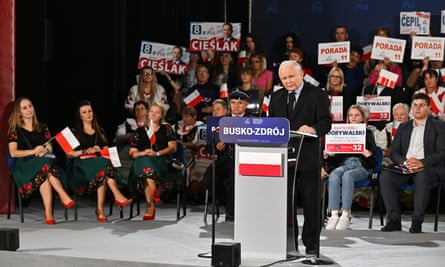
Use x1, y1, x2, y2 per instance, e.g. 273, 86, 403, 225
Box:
0, 199, 444, 267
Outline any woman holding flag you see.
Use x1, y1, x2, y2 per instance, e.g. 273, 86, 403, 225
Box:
8, 97, 74, 224
66, 100, 131, 222
128, 103, 178, 220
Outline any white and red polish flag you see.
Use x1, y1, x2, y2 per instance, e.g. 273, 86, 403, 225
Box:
219, 83, 229, 98
238, 151, 282, 177
377, 69, 398, 89
184, 89, 203, 107
146, 120, 156, 145
361, 44, 372, 61
99, 146, 121, 167
261, 95, 270, 114
80, 146, 121, 167
54, 127, 80, 153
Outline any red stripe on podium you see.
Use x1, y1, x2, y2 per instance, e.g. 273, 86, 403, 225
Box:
239, 164, 281, 177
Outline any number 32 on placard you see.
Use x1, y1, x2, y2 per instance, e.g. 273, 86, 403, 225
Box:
352, 144, 362, 151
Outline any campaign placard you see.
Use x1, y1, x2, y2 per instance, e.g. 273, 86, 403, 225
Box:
411, 36, 445, 61
317, 41, 350, 65
330, 96, 343, 122
138, 41, 190, 75
400, 11, 430, 35
371, 36, 406, 63
189, 22, 241, 52
440, 10, 445, 33
325, 123, 366, 154
356, 96, 391, 121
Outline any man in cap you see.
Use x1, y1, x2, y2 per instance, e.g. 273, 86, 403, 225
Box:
203, 90, 251, 221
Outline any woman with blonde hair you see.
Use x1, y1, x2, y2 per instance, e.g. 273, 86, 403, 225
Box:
128, 103, 179, 220
125, 66, 170, 114
8, 97, 74, 224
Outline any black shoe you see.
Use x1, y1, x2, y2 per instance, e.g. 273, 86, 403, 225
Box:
225, 214, 234, 222
381, 220, 401, 232
409, 220, 422, 233
305, 247, 317, 256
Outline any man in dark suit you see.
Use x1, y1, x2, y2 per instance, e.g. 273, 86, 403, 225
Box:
268, 61, 331, 256
380, 92, 445, 233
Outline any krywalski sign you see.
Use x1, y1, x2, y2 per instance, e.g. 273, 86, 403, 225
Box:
325, 123, 366, 154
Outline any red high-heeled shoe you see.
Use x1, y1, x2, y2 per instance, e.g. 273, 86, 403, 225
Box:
142, 208, 156, 221
114, 198, 133, 208
61, 199, 75, 209
44, 214, 56, 225
95, 209, 108, 223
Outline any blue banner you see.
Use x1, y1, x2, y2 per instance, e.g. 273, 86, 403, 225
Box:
219, 117, 290, 145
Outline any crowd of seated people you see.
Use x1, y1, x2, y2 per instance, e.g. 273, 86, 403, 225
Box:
10, 22, 445, 229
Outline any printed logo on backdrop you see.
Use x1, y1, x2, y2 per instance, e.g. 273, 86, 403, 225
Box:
311, 0, 324, 13
189, 22, 241, 52
402, 0, 416, 10
266, 0, 279, 15
138, 41, 190, 75
355, 0, 369, 11
410, 36, 445, 61
400, 11, 430, 35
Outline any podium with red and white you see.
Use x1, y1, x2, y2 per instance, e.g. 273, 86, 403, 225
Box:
219, 117, 290, 261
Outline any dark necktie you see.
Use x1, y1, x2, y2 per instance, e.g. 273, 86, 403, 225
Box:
287, 92, 296, 116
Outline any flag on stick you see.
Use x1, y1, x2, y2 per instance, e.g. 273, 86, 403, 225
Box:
184, 89, 203, 107
54, 127, 80, 153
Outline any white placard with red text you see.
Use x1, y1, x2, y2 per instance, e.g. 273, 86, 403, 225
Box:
411, 36, 445, 61
325, 123, 366, 154
330, 96, 343, 122
400, 11, 430, 35
371, 36, 406, 63
138, 41, 190, 75
356, 96, 391, 121
317, 41, 350, 65
189, 22, 241, 52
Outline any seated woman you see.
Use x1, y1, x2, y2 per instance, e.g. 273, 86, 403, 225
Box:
66, 100, 132, 223
324, 104, 378, 230
128, 103, 179, 220
173, 106, 203, 164
8, 97, 74, 224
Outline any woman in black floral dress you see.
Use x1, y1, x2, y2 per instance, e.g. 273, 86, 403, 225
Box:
128, 103, 180, 220
66, 100, 131, 222
8, 97, 74, 224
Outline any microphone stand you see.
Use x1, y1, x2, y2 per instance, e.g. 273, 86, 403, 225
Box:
198, 130, 217, 259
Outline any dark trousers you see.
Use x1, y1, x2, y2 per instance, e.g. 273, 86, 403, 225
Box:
203, 159, 234, 216
380, 168, 436, 222
288, 167, 321, 252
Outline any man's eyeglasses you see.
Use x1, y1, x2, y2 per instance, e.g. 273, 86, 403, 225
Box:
412, 103, 428, 108
143, 72, 154, 76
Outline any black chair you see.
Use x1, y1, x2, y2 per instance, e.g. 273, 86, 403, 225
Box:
129, 141, 189, 220
322, 146, 383, 229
